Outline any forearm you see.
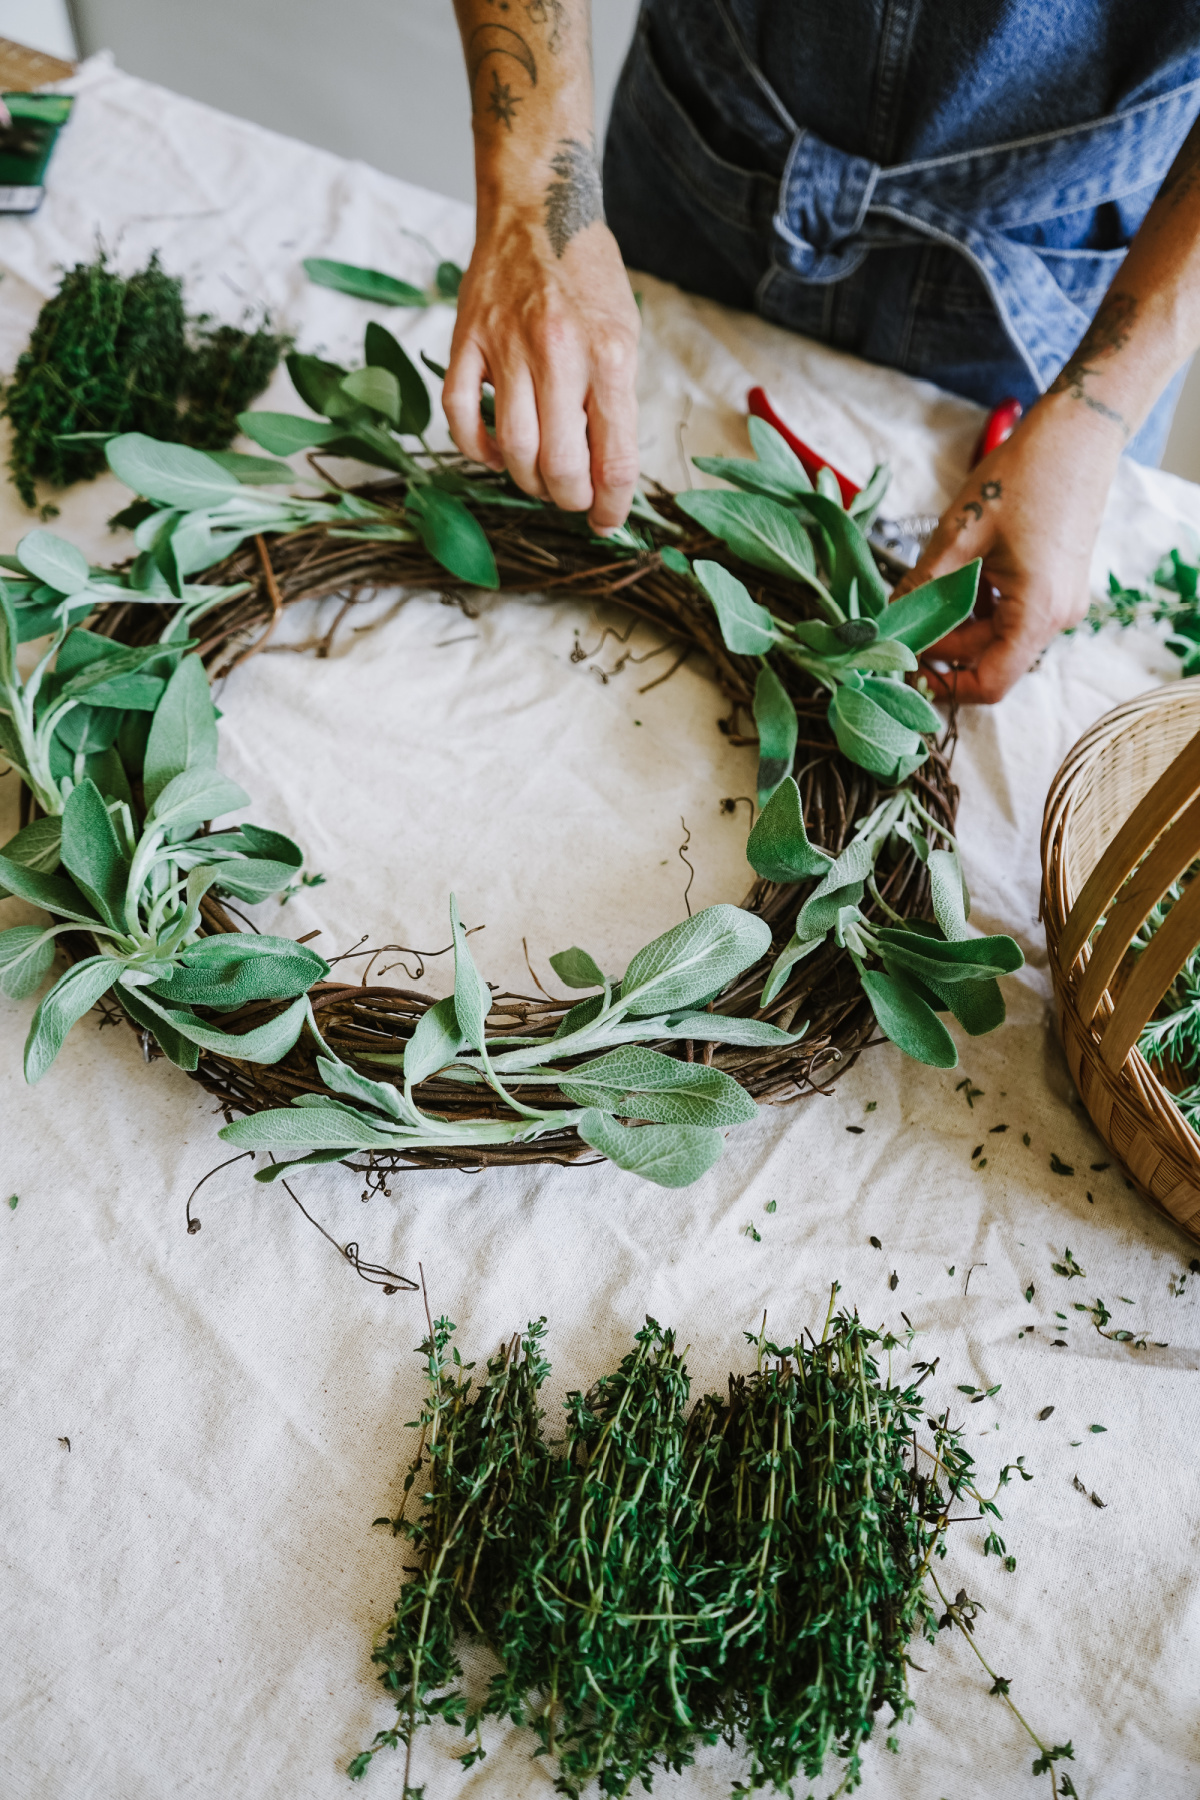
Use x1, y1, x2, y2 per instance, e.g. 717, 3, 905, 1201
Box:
1044, 117, 1200, 440
452, 0, 600, 255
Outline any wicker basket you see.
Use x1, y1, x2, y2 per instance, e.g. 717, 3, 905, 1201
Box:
1042, 677, 1200, 1244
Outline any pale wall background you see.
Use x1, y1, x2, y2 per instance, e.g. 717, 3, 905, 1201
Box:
3, 0, 1200, 482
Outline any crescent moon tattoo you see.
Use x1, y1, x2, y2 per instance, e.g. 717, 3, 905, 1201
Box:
467, 24, 538, 89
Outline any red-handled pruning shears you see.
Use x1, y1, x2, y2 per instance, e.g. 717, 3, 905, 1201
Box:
746, 386, 1023, 573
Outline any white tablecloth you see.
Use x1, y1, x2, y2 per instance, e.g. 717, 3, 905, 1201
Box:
3, 54, 1200, 1800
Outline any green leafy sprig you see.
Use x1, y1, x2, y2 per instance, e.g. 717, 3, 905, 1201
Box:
350, 1304, 1069, 1798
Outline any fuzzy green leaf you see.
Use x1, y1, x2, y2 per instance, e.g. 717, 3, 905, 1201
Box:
146, 766, 250, 834
404, 994, 466, 1089
143, 654, 219, 809
828, 684, 925, 781
0, 925, 56, 999
15, 528, 91, 595
134, 989, 310, 1063
760, 932, 825, 1006
558, 1046, 757, 1126
549, 946, 607, 990
303, 258, 427, 306
365, 321, 432, 436
693, 561, 776, 654
408, 487, 498, 588
746, 776, 832, 884
237, 411, 346, 457
205, 451, 298, 485
676, 491, 817, 584
220, 1101, 402, 1151
285, 352, 347, 416
797, 492, 889, 617
661, 1010, 807, 1047
341, 365, 402, 427
859, 677, 942, 735
0, 851, 99, 924
60, 778, 129, 931
927, 847, 970, 941
146, 934, 328, 1009
106, 434, 240, 509
0, 581, 17, 687
316, 1054, 405, 1121
117, 982, 200, 1069
747, 415, 814, 492
622, 905, 771, 1017
880, 562, 980, 652
752, 662, 798, 805
449, 896, 492, 1054
874, 926, 1024, 983
577, 1110, 726, 1187
849, 462, 891, 527
24, 956, 122, 1083
859, 967, 958, 1068
0, 816, 62, 885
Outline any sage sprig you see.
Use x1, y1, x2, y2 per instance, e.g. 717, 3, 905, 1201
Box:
677, 417, 979, 796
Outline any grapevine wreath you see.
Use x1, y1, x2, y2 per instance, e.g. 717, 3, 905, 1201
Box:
0, 326, 1025, 1193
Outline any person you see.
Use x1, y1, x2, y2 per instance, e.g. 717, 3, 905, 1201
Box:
446, 0, 1200, 702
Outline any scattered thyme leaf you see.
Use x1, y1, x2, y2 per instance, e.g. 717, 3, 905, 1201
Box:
956, 1077, 984, 1107
1022, 1132, 1031, 1147
744, 1223, 762, 1242
1024, 1284, 1035, 1303
6, 1194, 17, 1210
764, 1199, 776, 1214
846, 1125, 864, 1134
1037, 1406, 1054, 1420
870, 1235, 882, 1249
1051, 1247, 1085, 1280
971, 1144, 983, 1159
1088, 1423, 1107, 1433
889, 1270, 899, 1290
1049, 1153, 1074, 1176
1090, 1161, 1109, 1171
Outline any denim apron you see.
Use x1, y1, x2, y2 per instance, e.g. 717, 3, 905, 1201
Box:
603, 0, 1200, 463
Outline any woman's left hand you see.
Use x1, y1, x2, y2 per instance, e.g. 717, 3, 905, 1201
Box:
894, 392, 1122, 703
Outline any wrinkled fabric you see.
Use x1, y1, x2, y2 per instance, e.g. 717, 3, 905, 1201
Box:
4, 54, 1200, 1800
605, 1, 1200, 449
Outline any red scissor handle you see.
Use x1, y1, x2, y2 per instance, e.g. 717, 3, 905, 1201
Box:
747, 386, 859, 506
748, 385, 1024, 493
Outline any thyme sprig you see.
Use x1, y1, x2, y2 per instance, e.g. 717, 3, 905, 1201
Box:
352, 1299, 1067, 1797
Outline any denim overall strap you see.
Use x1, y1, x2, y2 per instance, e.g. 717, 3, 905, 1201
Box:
771, 81, 1200, 389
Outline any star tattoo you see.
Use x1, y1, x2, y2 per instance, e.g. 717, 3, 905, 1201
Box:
486, 68, 521, 130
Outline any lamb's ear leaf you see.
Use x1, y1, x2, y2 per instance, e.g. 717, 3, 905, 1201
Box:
146, 767, 249, 835
403, 994, 465, 1090
131, 990, 310, 1064
848, 462, 891, 527
577, 1110, 726, 1187
880, 562, 980, 652
859, 676, 942, 735
858, 966, 958, 1067
0, 850, 100, 923
752, 662, 797, 807
364, 320, 432, 436
236, 412, 345, 457
60, 778, 129, 931
24, 957, 122, 1083
796, 491, 889, 617
557, 1046, 757, 1127
549, 946, 607, 990
15, 528, 91, 595
0, 925, 56, 999
828, 685, 924, 781
449, 896, 492, 1054
676, 491, 817, 585
143, 654, 219, 810
117, 983, 200, 1069
747, 414, 813, 492
106, 434, 240, 510
746, 777, 832, 884
927, 847, 971, 941
0, 815, 62, 879
693, 560, 776, 655
621, 905, 771, 1017
340, 365, 402, 427
316, 1054, 405, 1121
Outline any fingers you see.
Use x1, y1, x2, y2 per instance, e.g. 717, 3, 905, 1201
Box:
921, 633, 1037, 704
443, 337, 502, 470
492, 362, 547, 500
536, 354, 595, 514
585, 338, 640, 533
919, 606, 1045, 704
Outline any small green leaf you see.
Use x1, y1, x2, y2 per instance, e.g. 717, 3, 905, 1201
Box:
880, 562, 981, 652
449, 895, 492, 1053
220, 1101, 401, 1151
747, 414, 814, 492
0, 925, 56, 999
927, 847, 970, 940
134, 990, 311, 1064
205, 451, 298, 485
797, 492, 889, 617
365, 320, 432, 436
828, 684, 925, 781
849, 461, 891, 526
143, 654, 219, 809
147, 766, 250, 834
24, 956, 122, 1083
236, 411, 346, 457
676, 491, 818, 585
117, 983, 200, 1069
859, 676, 942, 734
285, 351, 348, 416
147, 934, 328, 1009
557, 1046, 757, 1127
408, 487, 498, 588
15, 528, 91, 595
436, 260, 463, 300
316, 1054, 404, 1120
106, 434, 240, 509
340, 365, 402, 426
859, 967, 958, 1068
693, 560, 776, 654
577, 1110, 725, 1187
303, 257, 427, 306
745, 776, 831, 884
60, 779, 129, 931
0, 816, 62, 888
549, 946, 607, 989
0, 851, 99, 925
1089, 1423, 1107, 1433
404, 994, 465, 1089
622, 905, 771, 1017
752, 662, 798, 805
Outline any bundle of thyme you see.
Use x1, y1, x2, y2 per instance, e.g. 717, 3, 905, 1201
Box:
1084, 547, 1200, 672
352, 1300, 1071, 1796
2, 251, 287, 507
1134, 865, 1200, 1131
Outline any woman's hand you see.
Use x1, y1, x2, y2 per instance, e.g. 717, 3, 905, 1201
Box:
895, 394, 1123, 703
445, 203, 641, 534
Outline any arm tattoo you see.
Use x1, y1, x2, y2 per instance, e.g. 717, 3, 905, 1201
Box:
524, 0, 567, 52
544, 137, 603, 256
468, 22, 537, 129
1157, 118, 1200, 212
952, 479, 1001, 535
1047, 290, 1136, 435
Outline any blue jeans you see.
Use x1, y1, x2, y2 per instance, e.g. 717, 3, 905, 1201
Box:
604, 6, 1200, 466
